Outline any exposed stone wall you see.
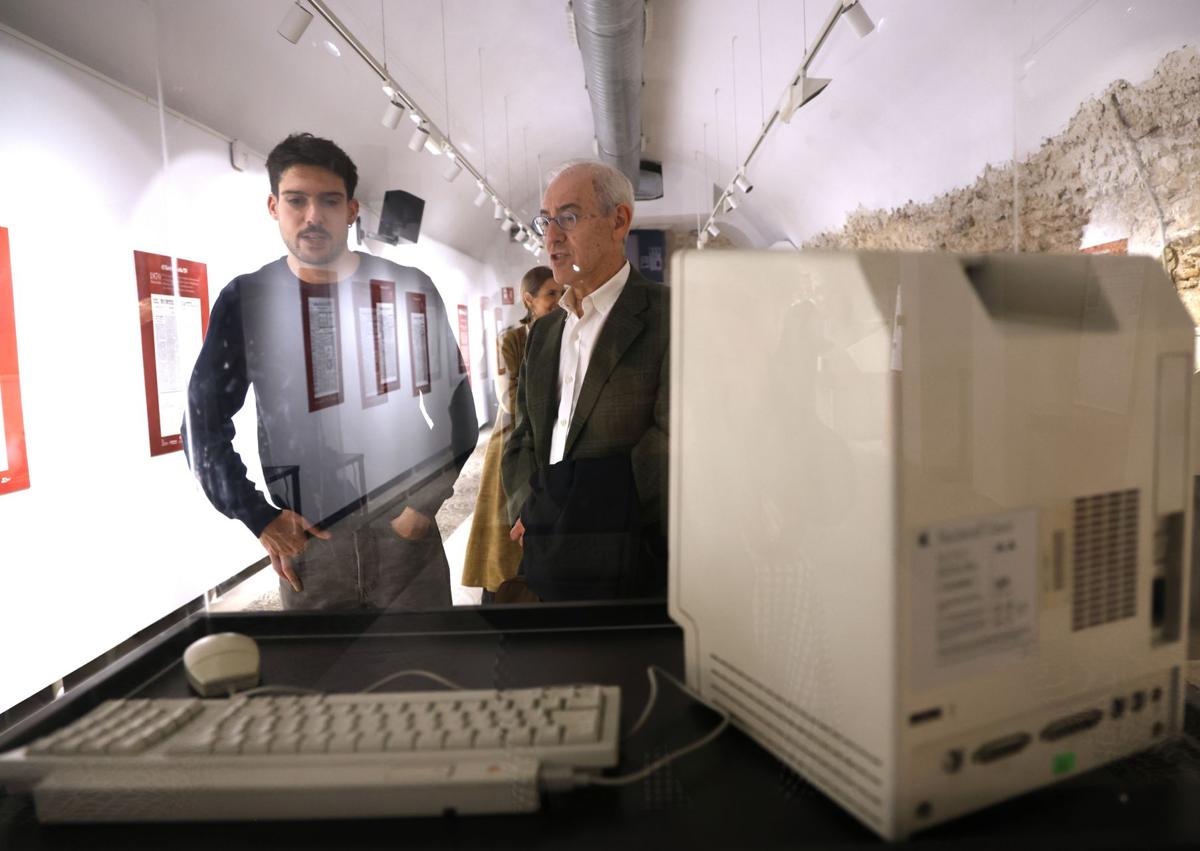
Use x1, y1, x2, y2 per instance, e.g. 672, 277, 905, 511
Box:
805, 47, 1200, 322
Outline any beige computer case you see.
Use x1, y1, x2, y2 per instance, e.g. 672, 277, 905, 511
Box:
668, 250, 1193, 840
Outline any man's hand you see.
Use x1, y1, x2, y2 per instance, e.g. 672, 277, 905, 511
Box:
509, 518, 525, 548
390, 506, 433, 541
258, 509, 331, 592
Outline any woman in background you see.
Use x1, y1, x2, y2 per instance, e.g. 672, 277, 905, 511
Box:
463, 266, 562, 602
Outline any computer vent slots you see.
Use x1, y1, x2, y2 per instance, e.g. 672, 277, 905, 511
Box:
707, 655, 884, 828
1071, 489, 1138, 630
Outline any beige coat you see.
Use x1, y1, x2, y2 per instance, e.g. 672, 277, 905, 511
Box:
461, 324, 527, 591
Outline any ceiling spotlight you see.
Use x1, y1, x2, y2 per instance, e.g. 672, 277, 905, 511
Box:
733, 170, 753, 193
382, 82, 398, 99
473, 184, 489, 207
514, 229, 528, 244
408, 110, 424, 125
493, 200, 504, 220
443, 159, 462, 182
842, 1, 876, 37
381, 101, 405, 130
277, 2, 313, 44
726, 194, 740, 211
706, 222, 720, 238
423, 129, 445, 156
408, 125, 429, 152
779, 73, 831, 123
501, 218, 516, 233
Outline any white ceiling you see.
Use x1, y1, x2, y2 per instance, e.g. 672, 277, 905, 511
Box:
1, 0, 1196, 263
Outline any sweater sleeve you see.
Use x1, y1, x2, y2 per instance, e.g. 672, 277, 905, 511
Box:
181, 281, 281, 537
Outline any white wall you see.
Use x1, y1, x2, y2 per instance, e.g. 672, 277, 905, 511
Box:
0, 28, 499, 714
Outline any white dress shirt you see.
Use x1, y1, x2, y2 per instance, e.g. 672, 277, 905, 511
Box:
548, 261, 631, 464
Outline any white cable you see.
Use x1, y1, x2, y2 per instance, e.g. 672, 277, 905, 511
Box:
586, 665, 730, 786
232, 684, 322, 698
361, 669, 467, 694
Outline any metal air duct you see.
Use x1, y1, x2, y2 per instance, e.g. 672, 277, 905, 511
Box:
570, 0, 645, 186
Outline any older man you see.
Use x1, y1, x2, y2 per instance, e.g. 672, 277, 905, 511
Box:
501, 160, 669, 601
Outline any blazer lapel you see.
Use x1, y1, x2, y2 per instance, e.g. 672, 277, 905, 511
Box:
528, 310, 565, 467
564, 277, 647, 457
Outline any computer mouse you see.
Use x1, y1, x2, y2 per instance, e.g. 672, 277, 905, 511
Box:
182, 632, 261, 697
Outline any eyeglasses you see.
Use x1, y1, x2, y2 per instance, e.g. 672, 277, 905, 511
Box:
530, 211, 601, 237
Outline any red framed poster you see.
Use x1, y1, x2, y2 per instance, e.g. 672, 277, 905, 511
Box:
0, 227, 29, 494
370, 280, 400, 395
478, 297, 490, 380
134, 250, 210, 456
300, 281, 344, 412
456, 304, 470, 379
406, 291, 432, 395
501, 286, 515, 305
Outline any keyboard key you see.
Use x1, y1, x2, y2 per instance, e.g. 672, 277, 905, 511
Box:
212, 738, 243, 755
474, 727, 504, 749
506, 727, 533, 747
355, 731, 389, 752
240, 737, 272, 755
328, 733, 359, 753
108, 736, 149, 755
385, 730, 416, 752
533, 725, 563, 746
554, 709, 600, 744
299, 734, 332, 754
269, 734, 301, 754
444, 729, 474, 749
565, 686, 602, 710
415, 730, 446, 751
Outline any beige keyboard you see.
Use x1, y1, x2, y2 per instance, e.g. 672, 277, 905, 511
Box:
0, 685, 621, 822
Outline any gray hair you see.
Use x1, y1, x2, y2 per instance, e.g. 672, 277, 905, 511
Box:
545, 159, 634, 214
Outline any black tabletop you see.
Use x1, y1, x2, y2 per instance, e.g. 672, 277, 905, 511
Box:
3, 603, 1200, 850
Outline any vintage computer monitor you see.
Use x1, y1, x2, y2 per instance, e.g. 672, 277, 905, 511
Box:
667, 250, 1196, 840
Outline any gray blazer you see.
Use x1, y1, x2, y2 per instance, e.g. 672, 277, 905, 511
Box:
501, 268, 669, 530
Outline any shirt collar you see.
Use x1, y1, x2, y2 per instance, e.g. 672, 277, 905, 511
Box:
560, 261, 631, 318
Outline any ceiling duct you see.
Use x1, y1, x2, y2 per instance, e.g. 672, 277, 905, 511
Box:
570, 0, 645, 187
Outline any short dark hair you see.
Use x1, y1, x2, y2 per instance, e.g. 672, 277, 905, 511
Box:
266, 133, 359, 199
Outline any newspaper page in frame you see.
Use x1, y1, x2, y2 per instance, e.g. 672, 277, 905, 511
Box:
133, 250, 210, 456
300, 282, 343, 411
407, 291, 431, 395
371, 280, 399, 393
457, 304, 470, 380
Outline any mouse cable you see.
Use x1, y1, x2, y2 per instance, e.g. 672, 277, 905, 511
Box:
232, 684, 322, 698
361, 669, 467, 694
546, 665, 730, 790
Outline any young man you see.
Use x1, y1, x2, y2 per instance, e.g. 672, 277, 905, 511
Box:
184, 133, 477, 610
501, 160, 669, 601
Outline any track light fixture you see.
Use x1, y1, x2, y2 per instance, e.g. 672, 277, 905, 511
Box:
706, 223, 720, 238
277, 2, 313, 44
842, 1, 876, 37
733, 170, 753, 193
422, 128, 445, 156
381, 101, 405, 130
726, 194, 740, 211
287, 1, 539, 255
779, 73, 831, 123
408, 125, 429, 152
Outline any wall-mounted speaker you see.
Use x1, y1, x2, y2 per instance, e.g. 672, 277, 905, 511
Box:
376, 190, 425, 245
